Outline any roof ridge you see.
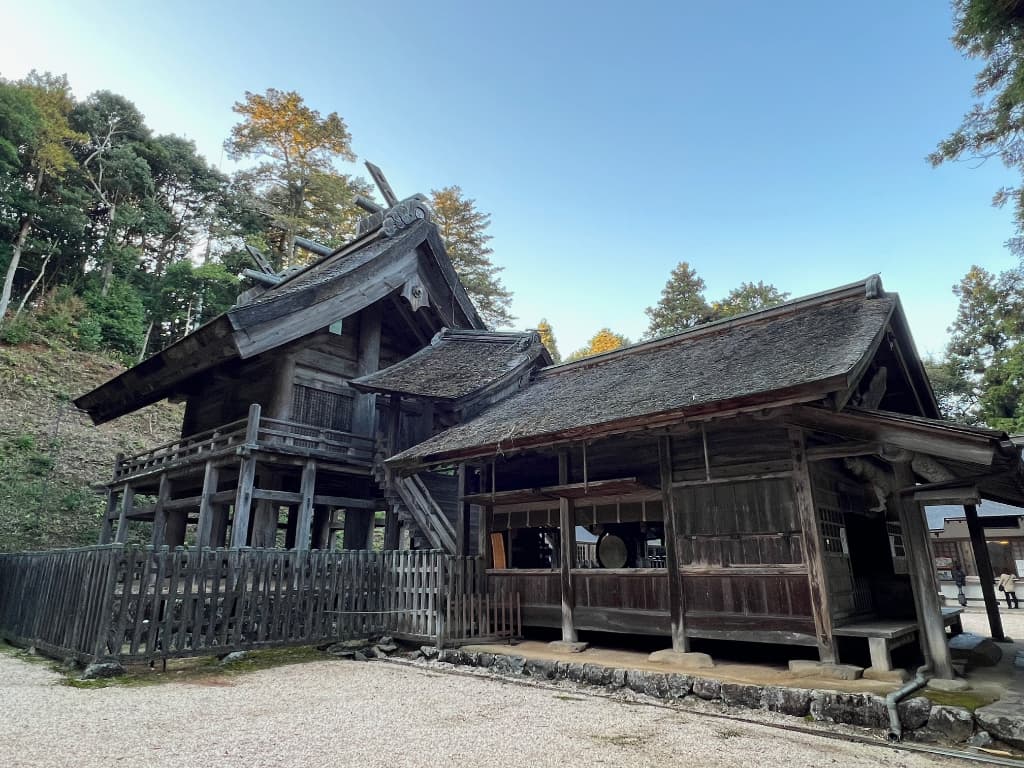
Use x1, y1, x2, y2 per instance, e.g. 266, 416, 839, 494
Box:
539, 275, 882, 377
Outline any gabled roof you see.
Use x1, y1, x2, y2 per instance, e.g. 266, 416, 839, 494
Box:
75, 198, 485, 425
350, 329, 552, 402
390, 277, 934, 467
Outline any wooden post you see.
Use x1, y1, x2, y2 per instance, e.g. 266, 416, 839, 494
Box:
383, 509, 400, 550
788, 427, 836, 663
558, 451, 577, 643
99, 487, 118, 544
964, 503, 1006, 642
312, 506, 331, 550
268, 357, 295, 419
456, 464, 472, 556
151, 474, 171, 549
352, 303, 382, 436
165, 504, 187, 549
195, 460, 220, 548
295, 460, 316, 550
114, 484, 134, 544
658, 435, 689, 652
892, 460, 954, 678
343, 509, 372, 550
230, 404, 261, 548
284, 505, 298, 549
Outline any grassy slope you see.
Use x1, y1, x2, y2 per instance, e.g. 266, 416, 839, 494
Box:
0, 342, 182, 552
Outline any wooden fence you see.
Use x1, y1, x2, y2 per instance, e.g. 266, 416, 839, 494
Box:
0, 546, 519, 664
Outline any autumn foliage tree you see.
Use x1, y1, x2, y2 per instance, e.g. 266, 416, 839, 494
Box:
536, 318, 561, 363
566, 328, 631, 361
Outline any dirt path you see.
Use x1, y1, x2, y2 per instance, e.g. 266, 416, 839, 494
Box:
0, 654, 966, 768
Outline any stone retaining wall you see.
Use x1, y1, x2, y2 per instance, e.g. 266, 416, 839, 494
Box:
423, 647, 1017, 749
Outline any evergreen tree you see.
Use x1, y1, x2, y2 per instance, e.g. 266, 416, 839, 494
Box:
431, 186, 513, 328
711, 281, 789, 319
536, 318, 561, 363
931, 1, 1024, 254
644, 261, 710, 338
566, 328, 630, 361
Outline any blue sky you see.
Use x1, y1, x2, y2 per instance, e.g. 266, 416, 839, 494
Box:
2, 0, 1019, 356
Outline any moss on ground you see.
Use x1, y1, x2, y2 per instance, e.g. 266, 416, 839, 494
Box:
922, 689, 997, 712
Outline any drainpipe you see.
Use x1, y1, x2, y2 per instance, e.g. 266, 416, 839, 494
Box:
885, 664, 932, 742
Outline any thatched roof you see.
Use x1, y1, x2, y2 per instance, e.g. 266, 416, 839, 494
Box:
351, 329, 552, 401
391, 278, 930, 467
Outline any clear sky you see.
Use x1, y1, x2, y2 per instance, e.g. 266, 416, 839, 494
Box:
2, 0, 1019, 357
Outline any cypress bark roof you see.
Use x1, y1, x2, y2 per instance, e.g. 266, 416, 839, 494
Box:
391, 282, 906, 465
351, 330, 551, 401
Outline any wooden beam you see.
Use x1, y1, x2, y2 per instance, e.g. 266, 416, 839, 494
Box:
151, 474, 171, 549
195, 461, 220, 549
658, 435, 688, 652
115, 484, 134, 544
295, 460, 316, 550
891, 461, 954, 678
558, 451, 577, 643
365, 160, 399, 206
456, 464, 470, 556
98, 488, 117, 544
806, 441, 881, 462
788, 427, 836, 663
964, 503, 1006, 642
914, 486, 981, 506
231, 457, 257, 548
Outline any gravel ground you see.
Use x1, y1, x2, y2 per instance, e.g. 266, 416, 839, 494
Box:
961, 605, 1024, 638
0, 654, 963, 768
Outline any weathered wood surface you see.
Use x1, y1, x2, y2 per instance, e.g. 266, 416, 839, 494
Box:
0, 547, 508, 663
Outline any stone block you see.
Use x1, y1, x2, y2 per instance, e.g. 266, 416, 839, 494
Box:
626, 669, 650, 693
975, 700, 1024, 748
692, 677, 721, 700
607, 668, 628, 689
761, 686, 813, 717
788, 660, 863, 680
80, 661, 125, 680
925, 705, 975, 743
476, 652, 494, 668
583, 663, 613, 687
862, 667, 910, 683
967, 731, 993, 748
897, 696, 932, 731
666, 673, 693, 699
810, 692, 888, 728
926, 677, 970, 692
220, 651, 249, 665
548, 640, 589, 653
643, 673, 671, 699
948, 632, 1003, 668
647, 649, 715, 670
419, 645, 439, 660
524, 658, 558, 680
720, 682, 763, 709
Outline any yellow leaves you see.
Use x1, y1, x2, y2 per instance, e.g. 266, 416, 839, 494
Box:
589, 328, 628, 354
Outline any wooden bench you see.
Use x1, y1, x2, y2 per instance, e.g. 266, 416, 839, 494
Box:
834, 607, 964, 672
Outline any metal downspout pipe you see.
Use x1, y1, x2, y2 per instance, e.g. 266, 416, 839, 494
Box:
885, 664, 932, 742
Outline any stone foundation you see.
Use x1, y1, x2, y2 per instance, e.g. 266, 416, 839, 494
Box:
426, 647, 1009, 747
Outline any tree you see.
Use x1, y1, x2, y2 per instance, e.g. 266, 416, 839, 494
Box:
931, 1, 1024, 254
536, 318, 561, 363
225, 89, 359, 267
940, 264, 1024, 430
711, 281, 789, 319
644, 261, 710, 338
431, 186, 513, 328
566, 328, 631, 362
0, 73, 85, 327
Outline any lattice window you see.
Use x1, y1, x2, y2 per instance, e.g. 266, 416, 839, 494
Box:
888, 521, 909, 575
291, 385, 353, 432
819, 506, 846, 554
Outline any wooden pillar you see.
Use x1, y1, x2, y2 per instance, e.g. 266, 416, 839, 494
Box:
558, 451, 577, 643
268, 356, 296, 420
892, 461, 954, 678
210, 504, 229, 548
788, 427, 836, 663
151, 474, 171, 549
252, 501, 278, 548
383, 508, 400, 550
114, 484, 134, 544
658, 435, 689, 652
456, 464, 473, 556
195, 461, 220, 549
352, 303, 382, 436
99, 488, 118, 544
295, 460, 316, 550
312, 506, 331, 550
230, 405, 261, 548
343, 509, 373, 550
284, 505, 298, 549
964, 503, 1006, 641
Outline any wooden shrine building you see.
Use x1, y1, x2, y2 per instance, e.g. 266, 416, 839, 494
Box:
77, 173, 1024, 676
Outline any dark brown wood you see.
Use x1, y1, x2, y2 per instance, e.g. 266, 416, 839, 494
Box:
195, 461, 220, 549
461, 477, 649, 505
114, 484, 134, 543
352, 303, 382, 436
788, 427, 836, 663
964, 503, 1005, 642
658, 435, 688, 652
